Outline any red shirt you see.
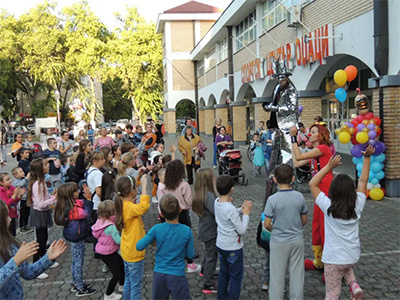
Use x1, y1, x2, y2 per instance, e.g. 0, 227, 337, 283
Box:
313, 144, 334, 195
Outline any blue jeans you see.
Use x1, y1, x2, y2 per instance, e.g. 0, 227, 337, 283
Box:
217, 248, 244, 300
153, 272, 191, 300
70, 240, 85, 290
124, 260, 144, 300
213, 142, 217, 166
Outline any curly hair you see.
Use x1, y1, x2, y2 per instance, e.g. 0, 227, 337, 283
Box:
310, 124, 331, 146
164, 159, 186, 191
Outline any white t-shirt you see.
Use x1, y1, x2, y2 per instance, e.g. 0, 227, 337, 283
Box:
87, 167, 103, 210
316, 191, 366, 264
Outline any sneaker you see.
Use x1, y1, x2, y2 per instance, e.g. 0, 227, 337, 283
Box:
199, 272, 204, 277
102, 264, 108, 273
202, 284, 217, 294
76, 287, 96, 297
20, 227, 34, 234
262, 282, 269, 291
213, 165, 217, 169
151, 196, 158, 204
187, 263, 201, 273
70, 283, 92, 293
350, 282, 363, 300
304, 258, 322, 270
118, 285, 124, 293
104, 292, 122, 300
50, 262, 59, 269
36, 273, 49, 279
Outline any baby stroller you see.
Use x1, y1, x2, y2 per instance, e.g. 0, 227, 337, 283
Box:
295, 164, 311, 184
217, 145, 248, 186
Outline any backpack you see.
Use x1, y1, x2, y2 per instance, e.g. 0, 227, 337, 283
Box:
32, 143, 43, 159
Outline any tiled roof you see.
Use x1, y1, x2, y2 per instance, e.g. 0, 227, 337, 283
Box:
164, 1, 223, 14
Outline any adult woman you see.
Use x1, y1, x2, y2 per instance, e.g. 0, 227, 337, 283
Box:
59, 131, 74, 155
212, 118, 222, 169
178, 126, 202, 185
74, 139, 93, 182
94, 127, 115, 150
214, 126, 233, 151
290, 123, 334, 274
154, 124, 164, 144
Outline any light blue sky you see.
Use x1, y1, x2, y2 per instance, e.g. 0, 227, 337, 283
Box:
1, 0, 232, 28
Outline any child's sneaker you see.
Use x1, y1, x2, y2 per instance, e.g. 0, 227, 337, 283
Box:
202, 284, 217, 294
36, 273, 49, 279
350, 282, 363, 300
50, 262, 59, 269
20, 226, 34, 234
104, 292, 122, 300
151, 196, 158, 204
70, 283, 92, 292
76, 286, 96, 297
262, 282, 269, 291
187, 263, 201, 273
102, 264, 108, 273
118, 285, 124, 293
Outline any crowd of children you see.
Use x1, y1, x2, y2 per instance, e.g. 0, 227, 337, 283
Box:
0, 121, 374, 300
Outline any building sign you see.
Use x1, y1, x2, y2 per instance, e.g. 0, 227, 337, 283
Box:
241, 24, 333, 84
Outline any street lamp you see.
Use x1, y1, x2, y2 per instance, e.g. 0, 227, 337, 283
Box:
55, 90, 60, 131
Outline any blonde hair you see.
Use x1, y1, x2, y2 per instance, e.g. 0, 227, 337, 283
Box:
118, 152, 135, 176
115, 176, 137, 231
11, 167, 21, 176
89, 151, 105, 165
98, 200, 116, 219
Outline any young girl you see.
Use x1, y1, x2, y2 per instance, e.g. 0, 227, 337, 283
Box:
115, 174, 150, 300
54, 182, 96, 297
100, 146, 114, 171
0, 172, 25, 236
74, 139, 92, 182
192, 168, 218, 294
27, 158, 58, 279
118, 152, 138, 178
112, 145, 121, 172
0, 200, 66, 300
101, 170, 117, 202
87, 125, 94, 145
92, 200, 125, 300
87, 151, 105, 222
309, 145, 375, 300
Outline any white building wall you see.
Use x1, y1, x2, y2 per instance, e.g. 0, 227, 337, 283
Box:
388, 0, 400, 75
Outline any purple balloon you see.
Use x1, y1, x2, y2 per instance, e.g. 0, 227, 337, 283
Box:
344, 122, 351, 127
367, 123, 376, 131
349, 123, 354, 128
357, 124, 366, 131
298, 105, 303, 113
374, 141, 386, 155
351, 144, 364, 158
368, 139, 377, 146
368, 130, 377, 139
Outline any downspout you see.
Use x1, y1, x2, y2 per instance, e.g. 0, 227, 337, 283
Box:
227, 26, 234, 138
194, 61, 200, 134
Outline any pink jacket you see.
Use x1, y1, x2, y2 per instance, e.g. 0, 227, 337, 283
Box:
159, 180, 192, 210
92, 216, 120, 255
31, 181, 56, 211
0, 185, 20, 218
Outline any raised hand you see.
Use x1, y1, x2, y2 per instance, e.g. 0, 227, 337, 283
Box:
362, 145, 375, 157
327, 155, 342, 169
289, 126, 298, 136
13, 241, 39, 266
47, 239, 67, 261
169, 145, 176, 152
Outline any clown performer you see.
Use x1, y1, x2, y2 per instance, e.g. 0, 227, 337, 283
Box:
289, 122, 334, 276
262, 58, 299, 202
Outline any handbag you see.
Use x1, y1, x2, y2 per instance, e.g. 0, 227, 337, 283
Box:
253, 146, 266, 167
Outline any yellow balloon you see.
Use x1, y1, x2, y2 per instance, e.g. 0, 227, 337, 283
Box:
341, 125, 349, 132
349, 127, 355, 135
356, 132, 369, 144
338, 132, 351, 144
370, 188, 384, 201
334, 70, 348, 86
335, 128, 342, 135
362, 127, 369, 133
340, 121, 346, 127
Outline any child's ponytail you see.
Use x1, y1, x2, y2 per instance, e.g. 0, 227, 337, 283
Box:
115, 175, 136, 231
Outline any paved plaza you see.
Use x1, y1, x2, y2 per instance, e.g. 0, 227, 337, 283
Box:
2, 134, 399, 300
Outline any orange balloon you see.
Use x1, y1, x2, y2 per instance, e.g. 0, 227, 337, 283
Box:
362, 120, 369, 125
369, 119, 376, 124
375, 126, 380, 132
345, 65, 358, 82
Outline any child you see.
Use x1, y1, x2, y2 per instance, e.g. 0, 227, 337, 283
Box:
136, 194, 194, 300
41, 138, 61, 188
23, 134, 35, 157
101, 170, 117, 202
0, 199, 66, 300
27, 158, 58, 279
214, 175, 252, 299
115, 174, 150, 300
118, 152, 138, 178
73, 136, 82, 153
299, 141, 310, 154
192, 168, 218, 294
87, 151, 105, 224
18, 148, 31, 176
92, 200, 124, 300
0, 172, 24, 236
256, 212, 271, 291
250, 132, 265, 176
54, 182, 96, 297
264, 164, 308, 300
112, 145, 121, 172
60, 155, 71, 184
99, 146, 114, 171
309, 146, 375, 300
11, 167, 32, 234
156, 168, 166, 204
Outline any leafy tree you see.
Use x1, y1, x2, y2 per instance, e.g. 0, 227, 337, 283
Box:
0, 59, 18, 120
102, 77, 132, 120
176, 100, 196, 119
106, 6, 163, 124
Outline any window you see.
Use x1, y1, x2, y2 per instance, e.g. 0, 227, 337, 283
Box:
218, 37, 228, 62
262, 0, 292, 31
235, 10, 257, 51
197, 59, 204, 76
205, 47, 216, 71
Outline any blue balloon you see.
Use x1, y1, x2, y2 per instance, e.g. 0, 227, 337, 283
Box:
370, 155, 375, 163
356, 163, 363, 172
352, 157, 363, 165
369, 171, 375, 180
335, 88, 347, 103
371, 178, 379, 185
374, 153, 386, 163
357, 171, 362, 178
371, 162, 383, 173
376, 171, 385, 180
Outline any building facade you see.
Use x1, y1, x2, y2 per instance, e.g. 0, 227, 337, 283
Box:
158, 0, 400, 196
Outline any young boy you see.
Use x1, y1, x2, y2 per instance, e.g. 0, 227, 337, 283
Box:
214, 175, 252, 300
60, 154, 71, 184
18, 148, 31, 176
12, 167, 32, 234
136, 194, 194, 300
250, 132, 264, 177
41, 138, 61, 188
264, 164, 308, 300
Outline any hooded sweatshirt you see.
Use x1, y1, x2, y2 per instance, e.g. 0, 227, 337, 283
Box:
0, 185, 20, 218
92, 216, 120, 255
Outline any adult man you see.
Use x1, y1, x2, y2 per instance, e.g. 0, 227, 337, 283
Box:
0, 120, 7, 166
181, 117, 197, 136
256, 121, 267, 135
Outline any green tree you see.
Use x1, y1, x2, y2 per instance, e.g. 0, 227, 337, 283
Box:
106, 7, 163, 124
176, 100, 196, 119
0, 59, 18, 120
102, 77, 132, 120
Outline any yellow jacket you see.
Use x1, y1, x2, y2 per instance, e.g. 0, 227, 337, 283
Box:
120, 195, 150, 262
178, 134, 202, 166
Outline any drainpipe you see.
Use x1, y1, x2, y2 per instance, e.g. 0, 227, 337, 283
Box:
194, 61, 200, 134
227, 26, 234, 138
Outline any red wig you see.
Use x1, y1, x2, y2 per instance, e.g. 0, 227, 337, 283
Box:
310, 124, 331, 146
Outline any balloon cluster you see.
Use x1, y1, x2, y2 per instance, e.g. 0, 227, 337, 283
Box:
334, 113, 386, 201
333, 65, 358, 103
69, 98, 87, 122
